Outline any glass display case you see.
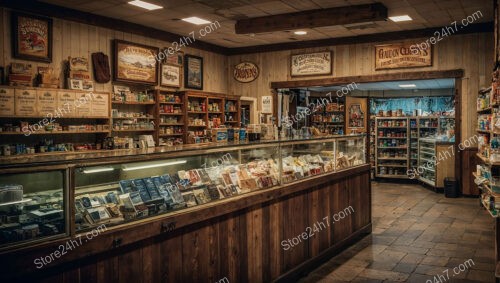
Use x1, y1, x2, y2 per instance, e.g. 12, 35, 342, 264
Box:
74, 136, 366, 232
0, 168, 68, 249
418, 138, 437, 186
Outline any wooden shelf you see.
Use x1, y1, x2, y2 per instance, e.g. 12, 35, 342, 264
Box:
208, 111, 223, 114
112, 117, 153, 120
0, 130, 110, 135
0, 116, 110, 119
378, 137, 407, 139
377, 157, 407, 160
159, 123, 184, 126
477, 107, 492, 113
112, 101, 155, 105
188, 125, 207, 127
477, 129, 492, 134
377, 164, 407, 168
377, 126, 407, 129
159, 113, 183, 116
159, 102, 183, 105
159, 133, 183, 137
476, 153, 500, 166
378, 147, 407, 149
188, 111, 207, 114
112, 129, 155, 132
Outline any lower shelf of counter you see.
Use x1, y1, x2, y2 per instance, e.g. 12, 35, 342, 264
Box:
0, 164, 371, 282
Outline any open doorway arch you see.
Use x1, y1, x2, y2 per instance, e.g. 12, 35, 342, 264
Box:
271, 69, 467, 193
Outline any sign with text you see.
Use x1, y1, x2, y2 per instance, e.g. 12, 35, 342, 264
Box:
290, 51, 332, 77
375, 43, 432, 70
261, 96, 273, 114
233, 62, 259, 83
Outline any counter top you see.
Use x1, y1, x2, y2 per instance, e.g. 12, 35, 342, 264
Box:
0, 134, 366, 167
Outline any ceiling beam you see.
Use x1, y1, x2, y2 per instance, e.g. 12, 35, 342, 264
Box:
228, 22, 493, 55
0, 0, 230, 55
235, 3, 388, 34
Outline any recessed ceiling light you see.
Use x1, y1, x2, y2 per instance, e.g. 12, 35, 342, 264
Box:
399, 84, 417, 88
294, 31, 307, 35
182, 17, 211, 25
389, 15, 413, 22
128, 0, 163, 10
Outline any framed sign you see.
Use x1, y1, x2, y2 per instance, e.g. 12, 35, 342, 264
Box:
161, 64, 181, 88
375, 43, 432, 70
12, 12, 53, 63
261, 96, 273, 114
113, 40, 159, 85
291, 51, 332, 77
164, 50, 184, 66
233, 62, 259, 83
184, 54, 203, 90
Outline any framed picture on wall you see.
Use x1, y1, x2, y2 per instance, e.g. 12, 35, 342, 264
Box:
161, 64, 181, 88
113, 40, 159, 85
184, 54, 203, 90
164, 50, 184, 66
12, 12, 53, 63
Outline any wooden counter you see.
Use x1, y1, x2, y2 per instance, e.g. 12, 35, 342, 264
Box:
0, 164, 371, 282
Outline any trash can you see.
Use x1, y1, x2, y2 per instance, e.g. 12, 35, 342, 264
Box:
444, 177, 459, 198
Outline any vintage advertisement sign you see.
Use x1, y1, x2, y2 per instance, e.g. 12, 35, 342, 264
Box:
0, 87, 15, 116
290, 51, 332, 77
36, 90, 57, 115
12, 13, 52, 62
114, 40, 158, 85
261, 96, 273, 114
233, 62, 259, 83
15, 89, 38, 116
375, 43, 432, 70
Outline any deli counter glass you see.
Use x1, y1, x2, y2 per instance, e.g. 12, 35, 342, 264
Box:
74, 135, 366, 232
0, 168, 68, 249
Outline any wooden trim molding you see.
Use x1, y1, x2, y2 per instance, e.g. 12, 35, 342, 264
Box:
270, 69, 465, 89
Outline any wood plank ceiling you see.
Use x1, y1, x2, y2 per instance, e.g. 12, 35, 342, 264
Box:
40, 0, 493, 48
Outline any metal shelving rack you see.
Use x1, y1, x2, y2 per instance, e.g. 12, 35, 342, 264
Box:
375, 117, 409, 179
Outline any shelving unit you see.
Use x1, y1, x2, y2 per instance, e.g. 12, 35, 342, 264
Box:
185, 93, 208, 143
375, 117, 409, 178
111, 87, 156, 142
418, 117, 439, 138
409, 117, 419, 170
309, 96, 345, 135
208, 96, 224, 129
0, 86, 112, 155
224, 96, 240, 127
157, 90, 185, 145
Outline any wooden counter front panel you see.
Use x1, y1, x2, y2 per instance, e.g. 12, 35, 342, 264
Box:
31, 171, 370, 283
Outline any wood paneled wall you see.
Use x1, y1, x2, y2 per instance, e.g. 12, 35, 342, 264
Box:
227, 34, 493, 143
0, 8, 228, 94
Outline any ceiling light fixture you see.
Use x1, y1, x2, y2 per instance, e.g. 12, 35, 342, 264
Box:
182, 17, 211, 25
399, 84, 417, 88
389, 15, 412, 22
294, 31, 308, 35
128, 0, 163, 10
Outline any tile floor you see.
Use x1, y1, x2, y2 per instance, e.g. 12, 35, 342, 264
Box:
299, 182, 496, 283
